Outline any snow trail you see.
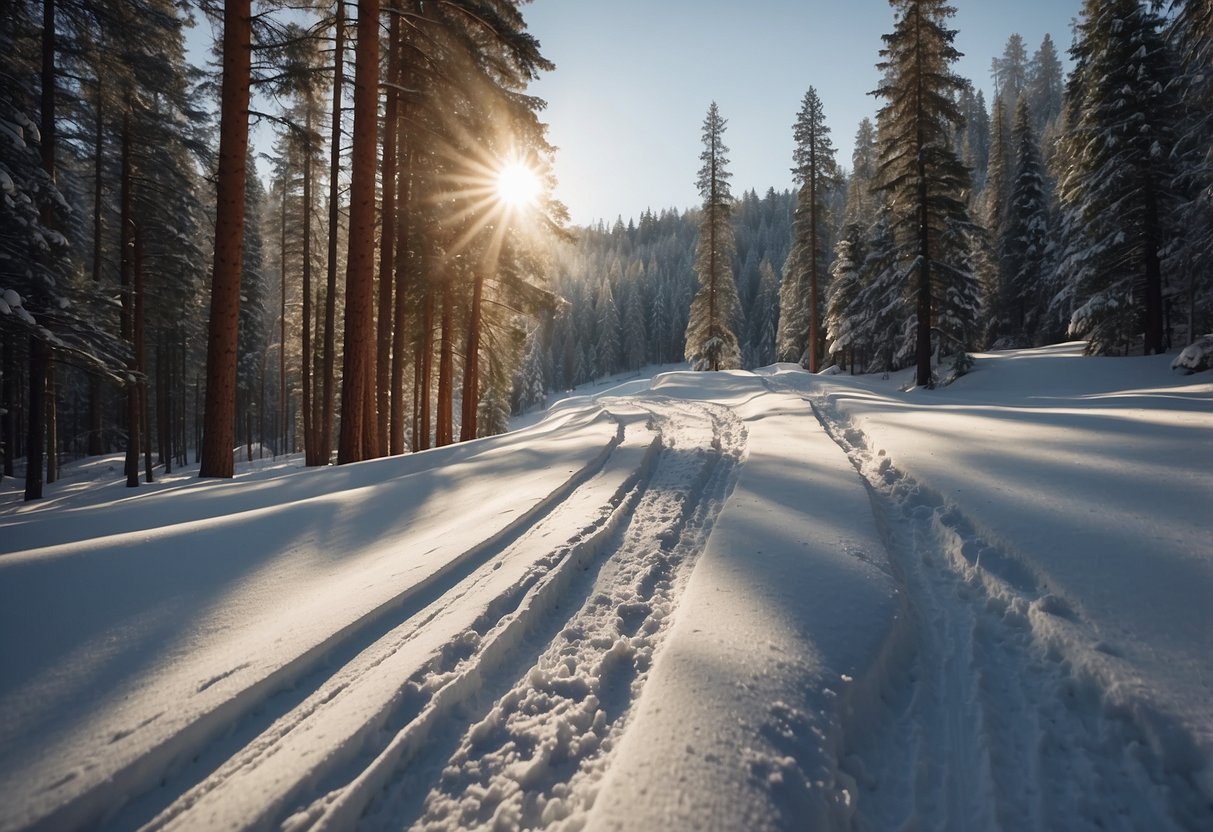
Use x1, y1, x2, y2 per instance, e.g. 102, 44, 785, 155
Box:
1, 411, 625, 832
809, 396, 1213, 832
79, 398, 744, 832
351, 398, 746, 831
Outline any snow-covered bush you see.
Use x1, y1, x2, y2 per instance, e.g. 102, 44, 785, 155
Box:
1171, 335, 1213, 374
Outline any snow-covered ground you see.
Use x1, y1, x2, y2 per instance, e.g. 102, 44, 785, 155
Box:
1, 343, 1210, 831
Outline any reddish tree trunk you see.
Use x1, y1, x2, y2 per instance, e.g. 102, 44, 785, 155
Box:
417, 284, 433, 451
336, 0, 380, 464
460, 271, 484, 442
375, 9, 399, 457
136, 228, 152, 483
435, 275, 454, 447
302, 107, 318, 463
120, 105, 139, 488
199, 0, 252, 478
321, 0, 346, 464
391, 145, 412, 454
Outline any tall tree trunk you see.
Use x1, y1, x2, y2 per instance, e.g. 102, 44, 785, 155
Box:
2, 335, 14, 479
807, 128, 820, 374
375, 9, 399, 457
417, 283, 433, 451
915, 139, 933, 388
460, 271, 484, 442
1142, 177, 1164, 355
199, 0, 252, 478
120, 104, 138, 488
435, 274, 454, 447
136, 228, 152, 483
321, 0, 345, 465
337, 0, 380, 464
391, 145, 412, 454
279, 162, 288, 456
913, 17, 932, 390
45, 364, 57, 483
25, 0, 56, 501
88, 76, 104, 456
302, 107, 317, 463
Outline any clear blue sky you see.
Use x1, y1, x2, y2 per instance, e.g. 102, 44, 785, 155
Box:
522, 0, 1081, 226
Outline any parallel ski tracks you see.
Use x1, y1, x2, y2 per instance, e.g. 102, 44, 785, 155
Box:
93, 398, 745, 832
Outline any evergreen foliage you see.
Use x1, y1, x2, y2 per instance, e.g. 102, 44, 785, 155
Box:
781, 87, 839, 371
874, 0, 980, 386
1057, 0, 1181, 355
684, 102, 741, 372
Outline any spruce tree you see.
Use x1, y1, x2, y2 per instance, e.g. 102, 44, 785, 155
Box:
1000, 97, 1052, 345
199, 0, 253, 478
785, 87, 838, 371
1027, 33, 1064, 137
684, 102, 740, 372
874, 0, 977, 385
1163, 0, 1213, 341
1058, 0, 1180, 355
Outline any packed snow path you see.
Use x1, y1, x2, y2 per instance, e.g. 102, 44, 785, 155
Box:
2, 348, 1210, 831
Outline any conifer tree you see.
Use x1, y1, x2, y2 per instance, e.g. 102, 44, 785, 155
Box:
874, 0, 977, 386
1162, 0, 1213, 341
991, 34, 1028, 115
1027, 33, 1064, 137
684, 102, 740, 372
1000, 97, 1052, 345
199, 0, 253, 478
1057, 0, 1180, 355
845, 118, 880, 230
751, 259, 779, 367
784, 87, 838, 371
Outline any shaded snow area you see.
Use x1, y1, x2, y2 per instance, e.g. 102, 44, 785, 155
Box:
1, 343, 1210, 831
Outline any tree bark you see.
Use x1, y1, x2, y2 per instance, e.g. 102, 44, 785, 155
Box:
136, 227, 152, 483
416, 282, 433, 451
435, 273, 454, 447
302, 106, 317, 463
375, 9, 399, 458
460, 271, 484, 442
336, 0, 380, 464
120, 103, 139, 488
199, 0, 252, 478
88, 76, 104, 456
322, 0, 346, 464
25, 0, 56, 501
391, 145, 412, 454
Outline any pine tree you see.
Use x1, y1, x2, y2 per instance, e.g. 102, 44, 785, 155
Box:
991, 33, 1029, 115
874, 0, 977, 386
1057, 0, 1180, 355
1163, 0, 1213, 342
999, 97, 1052, 346
751, 259, 779, 367
1027, 33, 1064, 137
596, 278, 621, 376
785, 87, 839, 371
199, 0, 253, 478
845, 118, 880, 230
684, 102, 740, 372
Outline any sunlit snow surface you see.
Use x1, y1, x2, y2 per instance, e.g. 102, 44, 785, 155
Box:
1, 343, 1210, 831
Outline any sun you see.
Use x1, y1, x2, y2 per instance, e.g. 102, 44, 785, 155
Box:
496, 161, 542, 208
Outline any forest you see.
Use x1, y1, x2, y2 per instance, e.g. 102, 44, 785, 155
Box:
1, 0, 1210, 502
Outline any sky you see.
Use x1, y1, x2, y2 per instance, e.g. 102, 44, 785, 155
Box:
521, 0, 1082, 227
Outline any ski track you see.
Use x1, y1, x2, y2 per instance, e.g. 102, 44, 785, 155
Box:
88, 398, 745, 832
18, 415, 625, 832
805, 395, 1213, 832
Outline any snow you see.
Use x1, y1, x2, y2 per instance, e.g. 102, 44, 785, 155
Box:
1, 343, 1210, 831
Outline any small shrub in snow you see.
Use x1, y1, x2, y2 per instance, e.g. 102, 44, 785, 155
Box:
1171, 335, 1213, 374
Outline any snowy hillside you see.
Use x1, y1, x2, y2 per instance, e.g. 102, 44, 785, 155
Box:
1, 344, 1210, 831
